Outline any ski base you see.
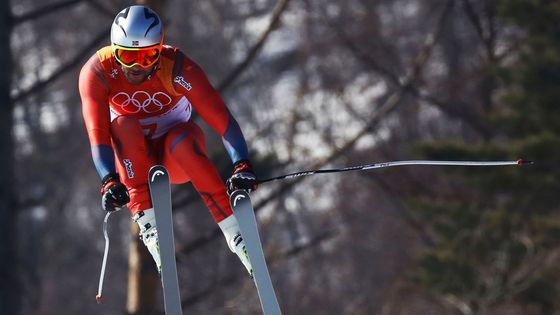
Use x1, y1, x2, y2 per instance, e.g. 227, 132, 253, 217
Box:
149, 165, 183, 315
230, 190, 282, 315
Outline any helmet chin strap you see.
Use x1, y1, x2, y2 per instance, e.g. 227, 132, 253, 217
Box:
145, 62, 160, 80
150, 61, 160, 74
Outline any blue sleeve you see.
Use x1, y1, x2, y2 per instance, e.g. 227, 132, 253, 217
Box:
222, 111, 249, 164
91, 144, 116, 180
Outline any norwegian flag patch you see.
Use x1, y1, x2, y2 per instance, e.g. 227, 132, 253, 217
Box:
132, 40, 139, 46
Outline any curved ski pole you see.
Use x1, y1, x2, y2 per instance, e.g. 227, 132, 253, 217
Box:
96, 211, 113, 303
258, 159, 532, 184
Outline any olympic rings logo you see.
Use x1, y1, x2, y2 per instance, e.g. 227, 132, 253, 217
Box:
111, 91, 173, 114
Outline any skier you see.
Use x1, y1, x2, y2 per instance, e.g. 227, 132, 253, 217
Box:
79, 5, 257, 275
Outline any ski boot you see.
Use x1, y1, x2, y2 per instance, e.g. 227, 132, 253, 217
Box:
218, 214, 253, 277
133, 208, 162, 272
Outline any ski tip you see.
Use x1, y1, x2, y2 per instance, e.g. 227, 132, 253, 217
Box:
517, 159, 534, 166
230, 189, 250, 208
95, 295, 103, 304
149, 165, 168, 182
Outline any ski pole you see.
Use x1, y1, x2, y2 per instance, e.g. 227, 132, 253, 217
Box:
258, 159, 532, 184
96, 211, 113, 303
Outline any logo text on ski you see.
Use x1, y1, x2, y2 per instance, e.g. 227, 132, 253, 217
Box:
232, 191, 247, 207
150, 169, 165, 182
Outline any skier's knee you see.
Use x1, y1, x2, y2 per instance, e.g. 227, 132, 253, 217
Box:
112, 115, 141, 126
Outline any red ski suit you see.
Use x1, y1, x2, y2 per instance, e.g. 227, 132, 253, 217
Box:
79, 46, 248, 222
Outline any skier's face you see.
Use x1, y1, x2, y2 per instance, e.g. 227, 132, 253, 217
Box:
122, 65, 152, 85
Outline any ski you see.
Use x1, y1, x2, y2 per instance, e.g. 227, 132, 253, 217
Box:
148, 165, 183, 315
230, 190, 282, 315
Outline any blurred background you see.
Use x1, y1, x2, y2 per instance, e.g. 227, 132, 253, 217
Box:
1, 0, 559, 314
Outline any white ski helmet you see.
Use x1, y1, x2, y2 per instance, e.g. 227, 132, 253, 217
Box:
110, 5, 164, 67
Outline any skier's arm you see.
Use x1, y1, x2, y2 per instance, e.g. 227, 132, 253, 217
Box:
79, 55, 116, 180
173, 53, 249, 164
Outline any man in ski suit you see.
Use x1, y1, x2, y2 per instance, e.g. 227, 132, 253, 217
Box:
79, 5, 256, 275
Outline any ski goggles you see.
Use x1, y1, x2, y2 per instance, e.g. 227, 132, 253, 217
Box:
113, 44, 162, 68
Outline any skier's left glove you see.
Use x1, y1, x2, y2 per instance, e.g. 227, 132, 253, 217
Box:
101, 173, 130, 212
226, 160, 258, 194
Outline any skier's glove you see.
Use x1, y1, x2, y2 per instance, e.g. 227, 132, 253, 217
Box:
227, 160, 258, 194
101, 173, 130, 212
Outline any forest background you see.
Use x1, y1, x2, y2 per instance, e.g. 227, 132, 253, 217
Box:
0, 0, 559, 314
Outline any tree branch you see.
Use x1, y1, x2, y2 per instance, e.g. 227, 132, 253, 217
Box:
461, 0, 499, 61
84, 0, 119, 18
176, 0, 452, 259
332, 0, 494, 137
11, 0, 84, 25
255, 0, 454, 204
217, 0, 292, 92
181, 230, 335, 308
11, 27, 109, 103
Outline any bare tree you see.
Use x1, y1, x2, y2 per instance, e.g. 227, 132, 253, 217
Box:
6, 0, 555, 314
0, 0, 18, 313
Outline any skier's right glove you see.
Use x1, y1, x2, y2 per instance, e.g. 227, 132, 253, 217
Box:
100, 173, 130, 212
226, 160, 258, 194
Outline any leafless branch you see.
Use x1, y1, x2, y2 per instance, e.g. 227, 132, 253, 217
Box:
11, 0, 83, 25
255, 0, 454, 203
177, 0, 453, 259
217, 0, 292, 92
461, 0, 497, 61
325, 0, 493, 136
85, 0, 119, 17
181, 230, 335, 308
11, 27, 109, 103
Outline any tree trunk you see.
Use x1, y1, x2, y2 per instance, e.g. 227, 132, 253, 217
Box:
126, 223, 159, 315
0, 0, 20, 314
